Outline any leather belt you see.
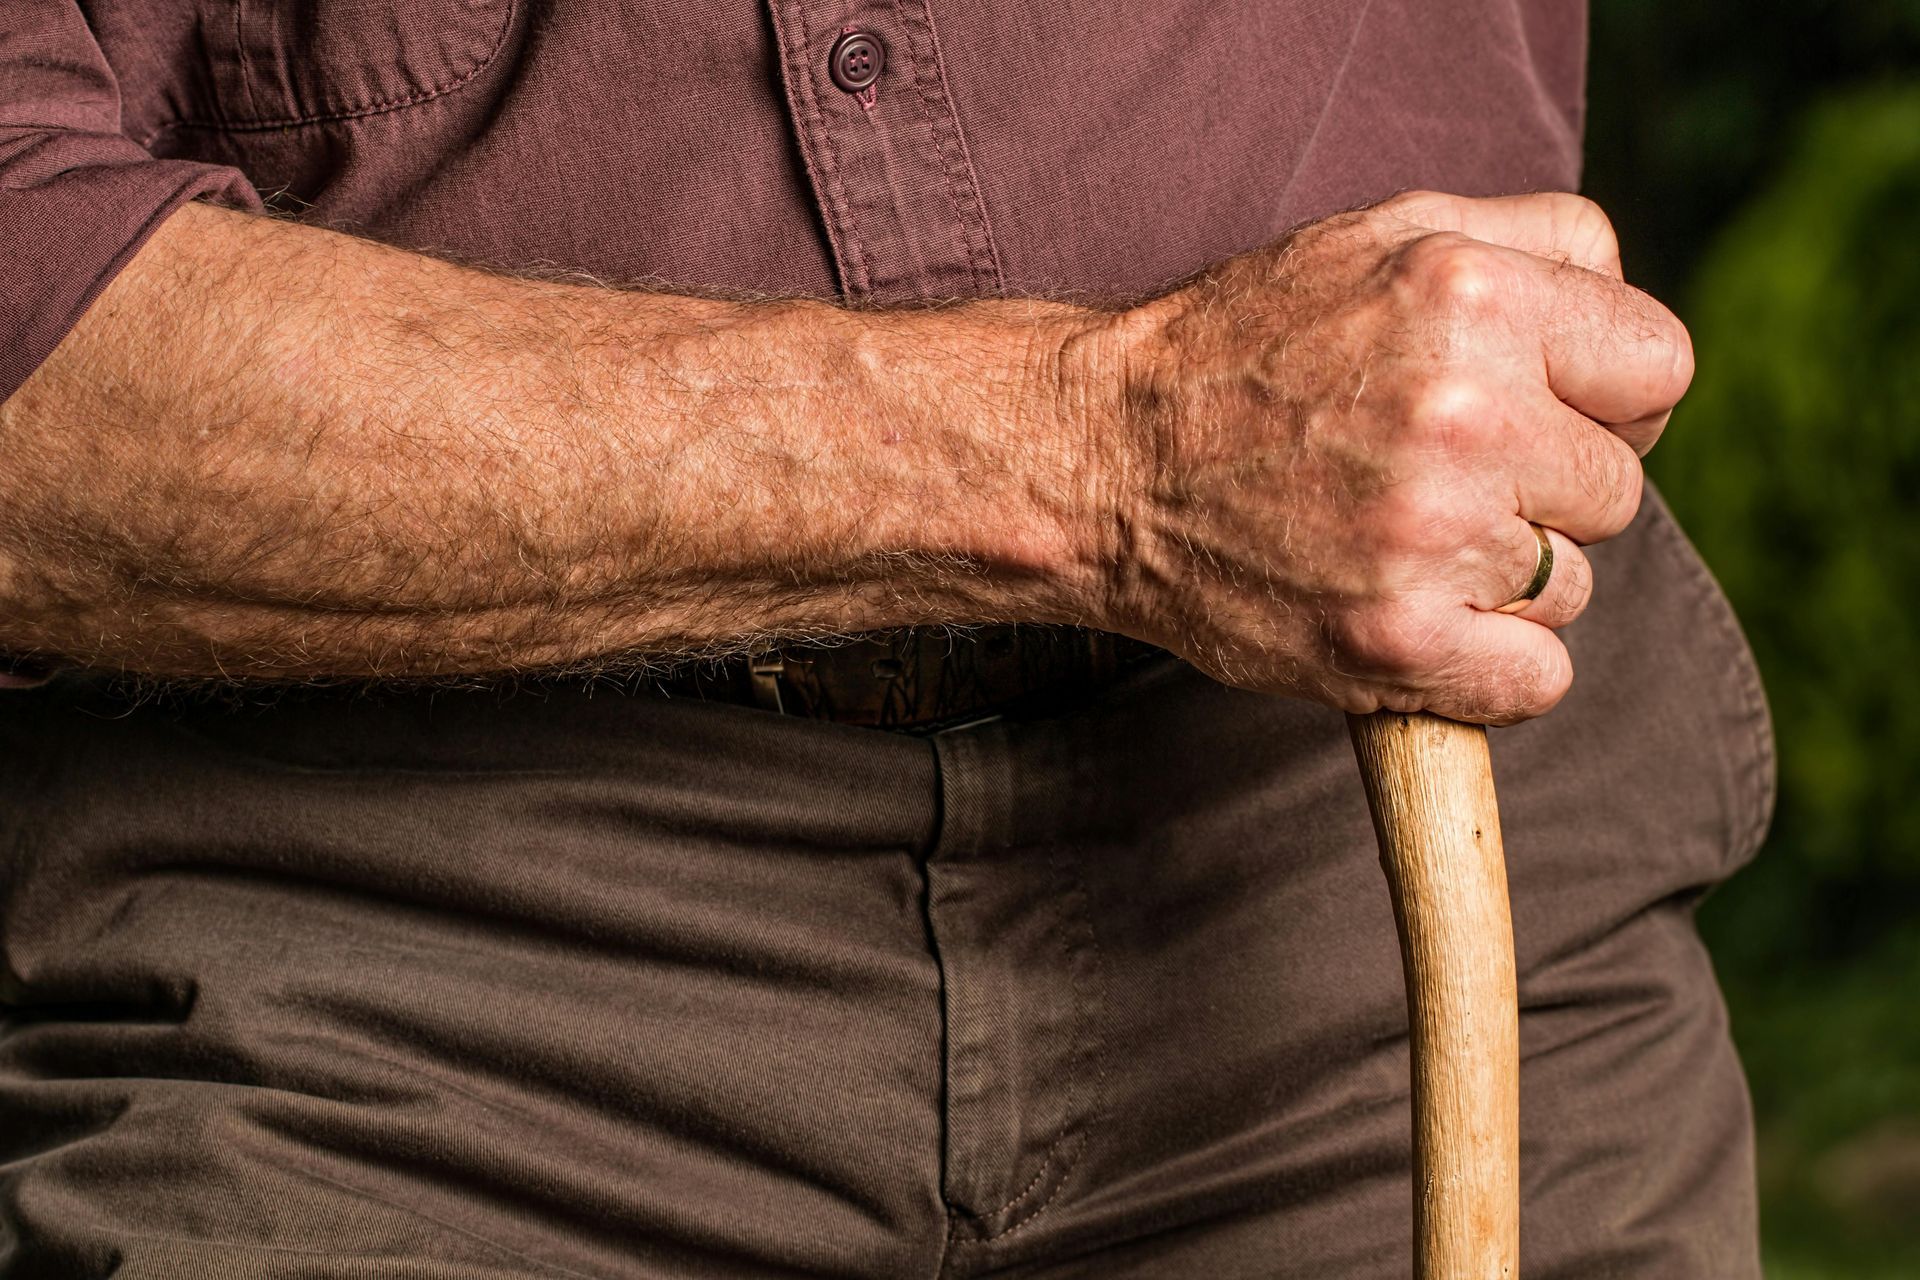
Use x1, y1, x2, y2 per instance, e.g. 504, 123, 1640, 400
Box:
649, 625, 1163, 732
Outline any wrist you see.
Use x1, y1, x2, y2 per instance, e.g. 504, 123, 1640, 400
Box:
844, 298, 1134, 629
1032, 297, 1163, 638
979, 297, 1151, 633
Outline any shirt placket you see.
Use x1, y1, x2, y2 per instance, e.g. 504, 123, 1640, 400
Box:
766, 0, 1005, 304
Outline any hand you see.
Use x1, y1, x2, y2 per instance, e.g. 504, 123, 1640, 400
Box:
1083, 191, 1694, 724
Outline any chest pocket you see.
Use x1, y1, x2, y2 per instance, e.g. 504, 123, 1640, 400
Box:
204, 0, 514, 127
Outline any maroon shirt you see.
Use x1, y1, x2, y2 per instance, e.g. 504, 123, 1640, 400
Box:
1, 0, 1585, 399
0, 21, 1777, 1271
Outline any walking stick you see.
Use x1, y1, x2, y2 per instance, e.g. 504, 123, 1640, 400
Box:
1348, 710, 1519, 1279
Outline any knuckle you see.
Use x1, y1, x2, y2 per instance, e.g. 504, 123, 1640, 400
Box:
1399, 233, 1505, 312
1403, 374, 1496, 453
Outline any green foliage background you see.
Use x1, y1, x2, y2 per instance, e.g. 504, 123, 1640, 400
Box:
1584, 4, 1920, 1274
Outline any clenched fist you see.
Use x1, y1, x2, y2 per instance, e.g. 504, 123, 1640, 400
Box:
1077, 191, 1693, 724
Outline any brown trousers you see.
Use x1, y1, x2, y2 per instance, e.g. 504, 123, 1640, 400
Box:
0, 497, 1772, 1278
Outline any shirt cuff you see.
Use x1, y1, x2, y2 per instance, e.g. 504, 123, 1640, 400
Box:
0, 126, 262, 402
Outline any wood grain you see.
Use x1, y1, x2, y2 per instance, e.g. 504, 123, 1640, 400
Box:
1348, 710, 1520, 1280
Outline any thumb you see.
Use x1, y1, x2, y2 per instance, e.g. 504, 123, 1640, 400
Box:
1380, 190, 1625, 280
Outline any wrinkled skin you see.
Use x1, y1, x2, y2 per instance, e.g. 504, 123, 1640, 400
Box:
1090, 191, 1694, 724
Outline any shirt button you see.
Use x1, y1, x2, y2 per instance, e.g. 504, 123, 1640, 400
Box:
829, 31, 885, 92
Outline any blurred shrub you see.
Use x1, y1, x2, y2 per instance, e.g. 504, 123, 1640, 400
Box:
1649, 85, 1920, 1273
1587, 0, 1920, 304
1656, 85, 1920, 942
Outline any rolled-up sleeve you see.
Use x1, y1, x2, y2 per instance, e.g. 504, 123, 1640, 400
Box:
0, 6, 261, 402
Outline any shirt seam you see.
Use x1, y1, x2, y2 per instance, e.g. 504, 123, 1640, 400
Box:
784, 2, 874, 298
892, 0, 1005, 296
138, 0, 515, 137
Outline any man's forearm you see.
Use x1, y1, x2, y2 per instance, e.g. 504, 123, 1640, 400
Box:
0, 203, 1120, 679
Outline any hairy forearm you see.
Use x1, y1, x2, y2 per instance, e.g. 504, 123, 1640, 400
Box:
0, 202, 1119, 679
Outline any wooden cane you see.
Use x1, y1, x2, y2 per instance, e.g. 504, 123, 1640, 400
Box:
1348, 710, 1520, 1280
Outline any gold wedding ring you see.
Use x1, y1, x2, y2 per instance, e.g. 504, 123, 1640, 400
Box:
1496, 522, 1555, 614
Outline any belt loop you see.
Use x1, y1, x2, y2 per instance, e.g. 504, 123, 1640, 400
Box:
748, 650, 787, 714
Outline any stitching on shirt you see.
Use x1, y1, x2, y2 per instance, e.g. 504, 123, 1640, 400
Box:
909, 0, 1006, 293
892, 0, 1005, 296
759, 3, 857, 296
807, 10, 873, 296
233, 1, 259, 122
793, 3, 874, 297
144, 0, 516, 135
888, 0, 980, 286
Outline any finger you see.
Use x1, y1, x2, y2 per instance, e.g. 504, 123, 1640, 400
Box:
1489, 242, 1696, 426
1380, 189, 1623, 278
1426, 609, 1575, 726
1504, 397, 1647, 542
1329, 588, 1574, 724
1483, 524, 1592, 630
1611, 407, 1672, 459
